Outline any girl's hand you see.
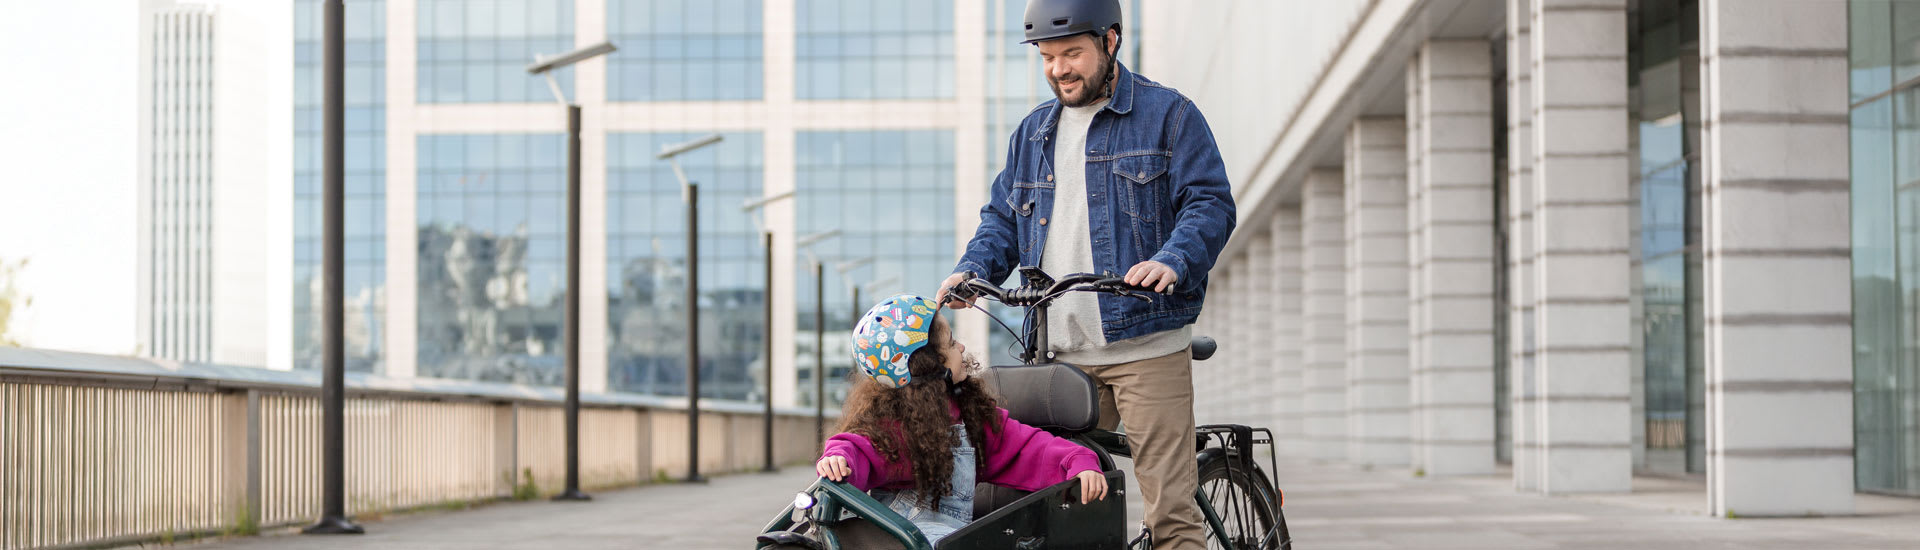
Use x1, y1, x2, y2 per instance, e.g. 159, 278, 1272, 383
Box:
1075, 470, 1108, 504
816, 456, 851, 482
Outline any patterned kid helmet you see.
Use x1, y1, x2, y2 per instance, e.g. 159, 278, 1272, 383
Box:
851, 294, 940, 389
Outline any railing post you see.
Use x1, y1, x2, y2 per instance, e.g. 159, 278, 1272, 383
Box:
494, 402, 516, 498
243, 391, 263, 530
636, 408, 654, 483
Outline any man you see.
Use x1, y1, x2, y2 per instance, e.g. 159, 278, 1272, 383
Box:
936, 1, 1235, 547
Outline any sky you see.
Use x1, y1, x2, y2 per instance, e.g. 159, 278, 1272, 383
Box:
0, 0, 140, 355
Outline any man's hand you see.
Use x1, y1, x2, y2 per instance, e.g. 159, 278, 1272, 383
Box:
816, 455, 851, 482
1075, 470, 1108, 504
938, 272, 978, 309
1123, 260, 1179, 292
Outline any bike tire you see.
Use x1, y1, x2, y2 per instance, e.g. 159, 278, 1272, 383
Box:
1197, 458, 1290, 550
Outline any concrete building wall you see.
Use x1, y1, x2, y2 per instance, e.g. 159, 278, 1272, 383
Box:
1151, 0, 1890, 513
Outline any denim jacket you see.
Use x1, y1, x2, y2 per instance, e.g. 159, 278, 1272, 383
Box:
954, 62, 1236, 342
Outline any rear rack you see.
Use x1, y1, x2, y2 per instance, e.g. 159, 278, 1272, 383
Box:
1195, 424, 1285, 549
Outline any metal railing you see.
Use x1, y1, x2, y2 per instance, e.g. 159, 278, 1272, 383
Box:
0, 347, 835, 549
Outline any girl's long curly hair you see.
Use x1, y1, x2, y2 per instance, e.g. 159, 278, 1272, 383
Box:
835, 315, 1000, 506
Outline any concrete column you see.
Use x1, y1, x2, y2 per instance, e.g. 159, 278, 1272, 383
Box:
1410, 39, 1498, 476
1699, 0, 1853, 517
1344, 117, 1410, 467
1405, 54, 1429, 473
1529, 0, 1633, 494
1200, 273, 1217, 420
1224, 255, 1243, 425
383, 0, 419, 378
1505, 0, 1538, 490
1246, 236, 1274, 427
1302, 168, 1349, 460
1196, 267, 1225, 423
1272, 208, 1307, 455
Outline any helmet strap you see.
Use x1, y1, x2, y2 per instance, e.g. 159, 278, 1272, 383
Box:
1096, 31, 1118, 100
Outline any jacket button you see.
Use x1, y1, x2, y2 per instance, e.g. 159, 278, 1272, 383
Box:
1046, 174, 1054, 182
1039, 217, 1049, 226
1138, 171, 1147, 179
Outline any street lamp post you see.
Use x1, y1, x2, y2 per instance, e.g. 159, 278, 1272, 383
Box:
834, 258, 876, 400
741, 191, 794, 473
527, 40, 616, 502
852, 277, 901, 326
657, 134, 725, 483
849, 276, 900, 359
304, 0, 362, 534
795, 230, 840, 447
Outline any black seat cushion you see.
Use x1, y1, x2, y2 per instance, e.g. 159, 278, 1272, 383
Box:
982, 363, 1100, 435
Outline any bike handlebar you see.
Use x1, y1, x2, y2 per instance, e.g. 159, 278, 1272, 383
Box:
946, 270, 1153, 309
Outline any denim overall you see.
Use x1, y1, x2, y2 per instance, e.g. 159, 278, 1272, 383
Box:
872, 424, 975, 543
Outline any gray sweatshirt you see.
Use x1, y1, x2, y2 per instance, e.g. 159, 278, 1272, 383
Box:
1040, 98, 1191, 366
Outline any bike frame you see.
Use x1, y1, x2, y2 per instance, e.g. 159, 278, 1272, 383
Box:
964, 268, 1268, 550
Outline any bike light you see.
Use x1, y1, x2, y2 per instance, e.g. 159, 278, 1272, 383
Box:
793, 492, 816, 510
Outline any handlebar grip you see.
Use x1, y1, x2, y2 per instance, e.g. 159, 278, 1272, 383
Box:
1093, 276, 1154, 293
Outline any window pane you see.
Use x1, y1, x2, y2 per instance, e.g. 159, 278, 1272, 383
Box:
607, 132, 767, 400
607, 0, 765, 101
417, 0, 575, 104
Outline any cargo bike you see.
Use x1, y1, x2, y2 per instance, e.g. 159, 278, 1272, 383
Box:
755, 268, 1292, 550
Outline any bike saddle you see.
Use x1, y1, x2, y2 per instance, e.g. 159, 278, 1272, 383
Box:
983, 363, 1100, 435
1190, 336, 1217, 361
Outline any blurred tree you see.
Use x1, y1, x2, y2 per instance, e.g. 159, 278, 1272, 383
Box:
0, 257, 29, 347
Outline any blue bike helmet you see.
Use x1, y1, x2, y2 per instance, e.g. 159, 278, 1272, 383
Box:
851, 294, 940, 389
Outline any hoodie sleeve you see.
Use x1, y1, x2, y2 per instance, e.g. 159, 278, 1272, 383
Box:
820, 431, 907, 492
979, 408, 1103, 492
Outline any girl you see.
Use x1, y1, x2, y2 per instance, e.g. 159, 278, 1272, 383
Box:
817, 294, 1108, 543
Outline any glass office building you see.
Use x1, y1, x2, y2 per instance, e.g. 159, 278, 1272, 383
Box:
285, 0, 1145, 408
293, 0, 387, 373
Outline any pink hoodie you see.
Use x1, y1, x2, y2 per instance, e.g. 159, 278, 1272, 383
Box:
819, 400, 1102, 493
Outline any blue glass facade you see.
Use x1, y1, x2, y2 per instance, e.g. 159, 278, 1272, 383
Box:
1849, 0, 1920, 497
607, 133, 766, 399
417, 0, 576, 103
795, 130, 955, 405
796, 0, 955, 100
415, 134, 569, 385
607, 0, 764, 101
284, 2, 1040, 405
294, 0, 387, 373
980, 0, 1057, 364
1628, 0, 1704, 476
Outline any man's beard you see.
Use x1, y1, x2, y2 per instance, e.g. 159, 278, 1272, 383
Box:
1049, 55, 1113, 108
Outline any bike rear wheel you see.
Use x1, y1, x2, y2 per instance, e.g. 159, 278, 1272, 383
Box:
1198, 458, 1289, 550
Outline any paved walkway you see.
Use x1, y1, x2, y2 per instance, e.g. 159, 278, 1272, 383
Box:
189, 458, 1920, 549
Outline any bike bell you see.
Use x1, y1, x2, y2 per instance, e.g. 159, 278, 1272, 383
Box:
851, 294, 941, 389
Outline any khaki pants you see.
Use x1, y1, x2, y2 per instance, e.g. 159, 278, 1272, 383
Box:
1076, 349, 1204, 550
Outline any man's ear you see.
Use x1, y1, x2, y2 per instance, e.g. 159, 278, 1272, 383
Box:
1105, 28, 1119, 56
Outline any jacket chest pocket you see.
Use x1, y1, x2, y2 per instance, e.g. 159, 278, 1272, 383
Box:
1008, 183, 1045, 253
1113, 155, 1170, 245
